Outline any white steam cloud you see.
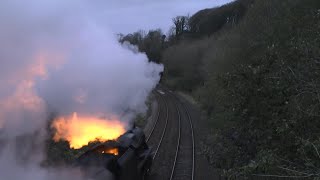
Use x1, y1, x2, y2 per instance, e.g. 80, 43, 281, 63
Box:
0, 0, 162, 179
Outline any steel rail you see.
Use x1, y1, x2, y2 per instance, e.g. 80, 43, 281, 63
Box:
183, 101, 195, 180
146, 92, 161, 142
169, 96, 181, 180
168, 91, 195, 180
151, 90, 169, 160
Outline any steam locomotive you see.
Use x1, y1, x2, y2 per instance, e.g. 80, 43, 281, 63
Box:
73, 127, 153, 180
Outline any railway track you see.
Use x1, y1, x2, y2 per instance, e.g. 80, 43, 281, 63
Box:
146, 92, 161, 142
146, 89, 195, 180
147, 90, 169, 160
168, 92, 195, 180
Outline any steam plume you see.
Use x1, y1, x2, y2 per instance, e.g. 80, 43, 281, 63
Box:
0, 0, 162, 179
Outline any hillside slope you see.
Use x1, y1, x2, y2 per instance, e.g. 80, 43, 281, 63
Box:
162, 0, 320, 177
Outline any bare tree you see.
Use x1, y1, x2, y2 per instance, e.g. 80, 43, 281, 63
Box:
172, 16, 190, 39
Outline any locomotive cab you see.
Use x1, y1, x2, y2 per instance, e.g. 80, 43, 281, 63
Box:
74, 127, 152, 180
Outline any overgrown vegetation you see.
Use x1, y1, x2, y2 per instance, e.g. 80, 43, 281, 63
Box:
47, 0, 320, 177
188, 0, 253, 37
121, 0, 320, 177
118, 29, 166, 63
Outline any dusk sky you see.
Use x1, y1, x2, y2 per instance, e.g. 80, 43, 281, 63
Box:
95, 0, 234, 34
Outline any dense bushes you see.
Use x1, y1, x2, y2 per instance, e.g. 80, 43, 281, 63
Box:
162, 0, 320, 177
119, 29, 166, 63
162, 39, 208, 91
117, 0, 320, 176
189, 0, 253, 36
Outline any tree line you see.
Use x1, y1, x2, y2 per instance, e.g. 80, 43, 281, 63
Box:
120, 0, 320, 178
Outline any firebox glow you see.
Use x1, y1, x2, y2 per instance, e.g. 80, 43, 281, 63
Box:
52, 112, 126, 149
102, 148, 119, 156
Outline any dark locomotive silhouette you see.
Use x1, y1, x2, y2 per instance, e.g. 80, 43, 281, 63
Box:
74, 127, 153, 180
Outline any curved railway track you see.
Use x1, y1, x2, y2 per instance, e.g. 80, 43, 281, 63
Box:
168, 92, 195, 180
147, 91, 169, 160
146, 93, 161, 142
146, 89, 195, 180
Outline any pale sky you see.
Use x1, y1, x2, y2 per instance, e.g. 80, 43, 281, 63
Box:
95, 0, 234, 34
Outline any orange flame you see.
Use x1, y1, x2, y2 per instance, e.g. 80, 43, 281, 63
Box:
101, 148, 119, 156
52, 112, 126, 149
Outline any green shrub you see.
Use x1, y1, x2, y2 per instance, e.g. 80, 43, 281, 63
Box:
163, 0, 320, 176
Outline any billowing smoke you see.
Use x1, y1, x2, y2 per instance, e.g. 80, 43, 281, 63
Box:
0, 0, 162, 179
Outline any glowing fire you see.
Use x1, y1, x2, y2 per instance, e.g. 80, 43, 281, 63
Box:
52, 112, 126, 149
102, 148, 119, 156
